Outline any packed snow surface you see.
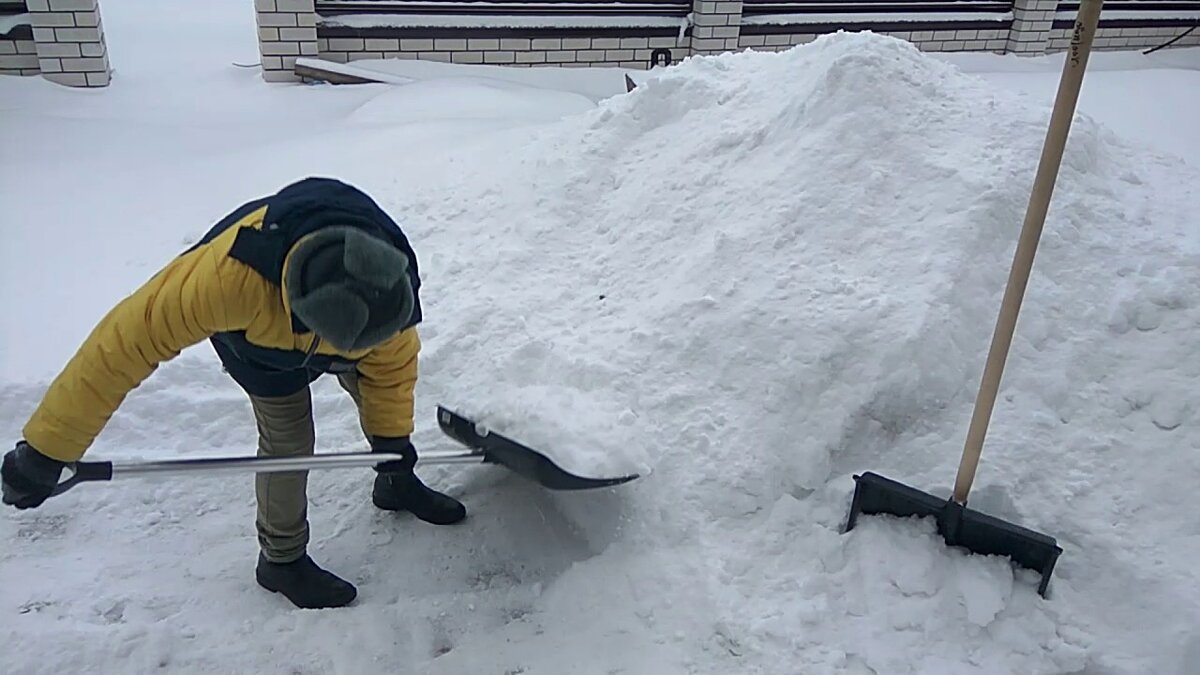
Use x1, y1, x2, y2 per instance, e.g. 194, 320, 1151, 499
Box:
2, 2, 1199, 673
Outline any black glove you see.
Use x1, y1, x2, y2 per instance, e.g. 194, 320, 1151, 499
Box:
371, 436, 416, 474
2, 442, 67, 509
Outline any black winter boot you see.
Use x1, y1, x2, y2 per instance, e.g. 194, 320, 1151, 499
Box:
373, 470, 467, 525
255, 554, 357, 609
370, 437, 467, 525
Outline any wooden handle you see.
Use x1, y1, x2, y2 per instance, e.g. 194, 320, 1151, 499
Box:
952, 0, 1105, 504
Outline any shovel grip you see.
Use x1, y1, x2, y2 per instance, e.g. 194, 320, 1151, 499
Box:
51, 461, 114, 496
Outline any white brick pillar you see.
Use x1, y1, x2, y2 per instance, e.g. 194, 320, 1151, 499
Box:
0, 31, 41, 77
255, 0, 318, 82
1006, 0, 1058, 54
28, 0, 111, 87
689, 0, 743, 56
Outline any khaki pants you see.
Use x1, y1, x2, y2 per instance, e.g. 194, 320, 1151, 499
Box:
251, 372, 367, 563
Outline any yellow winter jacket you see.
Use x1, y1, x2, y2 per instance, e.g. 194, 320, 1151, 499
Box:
22, 179, 421, 462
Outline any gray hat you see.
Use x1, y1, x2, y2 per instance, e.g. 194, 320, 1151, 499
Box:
284, 226, 415, 351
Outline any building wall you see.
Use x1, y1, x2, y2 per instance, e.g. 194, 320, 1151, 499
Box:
28, 0, 111, 87
257, 1, 1200, 81
2, 0, 112, 85
1047, 24, 1200, 52
0, 1, 36, 75
0, 30, 40, 76
255, 0, 318, 82
318, 34, 688, 69
740, 28, 1012, 53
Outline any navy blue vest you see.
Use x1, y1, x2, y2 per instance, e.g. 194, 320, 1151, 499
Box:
195, 177, 423, 397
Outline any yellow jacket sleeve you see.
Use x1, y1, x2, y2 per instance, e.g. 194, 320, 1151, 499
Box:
355, 327, 421, 440
22, 246, 258, 462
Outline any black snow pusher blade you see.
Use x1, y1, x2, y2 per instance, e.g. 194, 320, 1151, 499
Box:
844, 0, 1105, 598
436, 406, 640, 491
845, 472, 1062, 596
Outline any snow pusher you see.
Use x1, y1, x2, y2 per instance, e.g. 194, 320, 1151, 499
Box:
845, 0, 1107, 598
47, 405, 638, 497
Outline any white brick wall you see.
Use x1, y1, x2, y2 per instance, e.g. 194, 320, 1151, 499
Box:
27, 0, 111, 86
0, 39, 41, 76
255, 0, 317, 81
280, 1, 1196, 81
740, 28, 1009, 53
1047, 24, 1200, 52
317, 35, 687, 70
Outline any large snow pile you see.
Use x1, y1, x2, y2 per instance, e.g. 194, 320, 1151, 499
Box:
407, 33, 1200, 674
2, 16, 1198, 675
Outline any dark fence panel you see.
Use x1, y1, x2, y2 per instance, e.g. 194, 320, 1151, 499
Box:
743, 0, 1012, 16
1053, 0, 1200, 28
739, 0, 1014, 33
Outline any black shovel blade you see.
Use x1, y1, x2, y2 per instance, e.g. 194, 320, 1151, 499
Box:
436, 406, 640, 491
845, 472, 1063, 597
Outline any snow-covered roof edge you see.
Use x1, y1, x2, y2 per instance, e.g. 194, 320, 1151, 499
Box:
294, 57, 416, 84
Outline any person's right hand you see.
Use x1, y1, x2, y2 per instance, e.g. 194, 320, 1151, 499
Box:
1, 442, 67, 509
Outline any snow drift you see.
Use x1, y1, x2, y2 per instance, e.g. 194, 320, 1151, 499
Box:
430, 31, 1146, 519
398, 32, 1200, 674
2, 25, 1198, 675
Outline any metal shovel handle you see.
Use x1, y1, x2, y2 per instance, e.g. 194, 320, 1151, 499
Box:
50, 449, 485, 497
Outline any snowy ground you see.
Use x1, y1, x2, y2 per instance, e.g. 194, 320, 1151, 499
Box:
2, 2, 1199, 673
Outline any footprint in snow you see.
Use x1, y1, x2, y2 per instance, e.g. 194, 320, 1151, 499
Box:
99, 600, 126, 624
432, 635, 453, 657
1148, 394, 1190, 431
18, 600, 54, 615
1133, 303, 1163, 332
15, 514, 69, 541
1122, 389, 1192, 431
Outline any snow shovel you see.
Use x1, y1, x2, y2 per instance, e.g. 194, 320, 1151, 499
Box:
844, 0, 1107, 597
47, 405, 638, 497
434, 406, 639, 490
